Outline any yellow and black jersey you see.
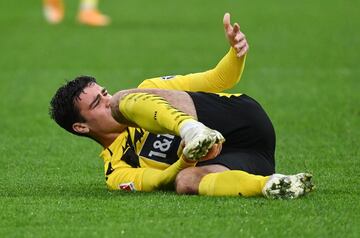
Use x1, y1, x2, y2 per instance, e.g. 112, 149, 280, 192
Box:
100, 127, 187, 191
100, 48, 246, 192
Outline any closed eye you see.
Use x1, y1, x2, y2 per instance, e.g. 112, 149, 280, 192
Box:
89, 95, 101, 109
89, 88, 108, 109
93, 97, 101, 108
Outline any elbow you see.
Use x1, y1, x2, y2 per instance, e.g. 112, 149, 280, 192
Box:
228, 76, 241, 89
218, 75, 241, 91
110, 93, 122, 122
110, 90, 135, 124
106, 179, 118, 191
110, 91, 128, 115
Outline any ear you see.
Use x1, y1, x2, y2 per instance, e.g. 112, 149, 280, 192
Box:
72, 122, 90, 134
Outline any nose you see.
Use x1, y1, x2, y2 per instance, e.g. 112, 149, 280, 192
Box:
104, 95, 111, 108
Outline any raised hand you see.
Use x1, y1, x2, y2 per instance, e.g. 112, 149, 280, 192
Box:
223, 13, 249, 58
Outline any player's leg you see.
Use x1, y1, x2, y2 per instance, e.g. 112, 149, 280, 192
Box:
77, 0, 110, 26
175, 164, 228, 194
188, 92, 276, 152
188, 92, 276, 169
175, 165, 314, 199
111, 90, 225, 160
177, 151, 272, 197
189, 148, 312, 199
174, 92, 314, 198
43, 0, 64, 24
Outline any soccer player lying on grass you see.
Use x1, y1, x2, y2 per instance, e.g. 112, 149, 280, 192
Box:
49, 13, 314, 199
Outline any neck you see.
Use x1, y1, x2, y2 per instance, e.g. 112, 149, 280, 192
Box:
97, 132, 121, 148
91, 126, 128, 148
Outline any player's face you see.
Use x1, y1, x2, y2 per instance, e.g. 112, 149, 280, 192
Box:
74, 83, 124, 135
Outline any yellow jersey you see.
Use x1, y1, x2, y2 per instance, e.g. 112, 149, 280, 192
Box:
100, 48, 246, 192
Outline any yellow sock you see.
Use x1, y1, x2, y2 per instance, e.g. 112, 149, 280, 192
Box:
199, 170, 269, 197
119, 93, 196, 135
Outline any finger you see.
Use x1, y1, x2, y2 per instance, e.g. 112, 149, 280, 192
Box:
200, 148, 216, 161
233, 23, 240, 34
235, 39, 247, 51
178, 140, 185, 154
180, 140, 185, 148
237, 43, 249, 57
209, 147, 218, 158
218, 143, 222, 153
211, 143, 222, 157
214, 144, 222, 157
223, 12, 232, 32
202, 144, 222, 161
235, 32, 245, 42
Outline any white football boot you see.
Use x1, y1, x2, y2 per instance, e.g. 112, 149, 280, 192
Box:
262, 173, 314, 199
182, 125, 225, 161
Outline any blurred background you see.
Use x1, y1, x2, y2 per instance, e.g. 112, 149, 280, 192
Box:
0, 0, 359, 237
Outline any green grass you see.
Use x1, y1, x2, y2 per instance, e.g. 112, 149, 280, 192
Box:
1, 0, 359, 237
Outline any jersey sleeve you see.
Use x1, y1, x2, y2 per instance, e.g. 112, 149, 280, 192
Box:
106, 156, 196, 192
137, 47, 246, 93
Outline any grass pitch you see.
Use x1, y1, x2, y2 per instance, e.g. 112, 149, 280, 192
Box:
0, 0, 359, 237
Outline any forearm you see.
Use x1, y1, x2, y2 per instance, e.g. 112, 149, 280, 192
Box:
106, 156, 196, 192
141, 156, 197, 191
191, 47, 246, 92
137, 48, 246, 92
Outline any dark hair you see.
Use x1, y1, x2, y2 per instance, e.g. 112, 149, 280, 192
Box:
49, 76, 96, 136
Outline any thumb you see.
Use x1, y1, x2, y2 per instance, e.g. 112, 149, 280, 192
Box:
233, 23, 240, 33
223, 12, 232, 32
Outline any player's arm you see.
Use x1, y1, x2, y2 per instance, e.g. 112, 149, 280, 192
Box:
138, 13, 249, 93
106, 155, 197, 191
110, 89, 197, 135
106, 145, 221, 191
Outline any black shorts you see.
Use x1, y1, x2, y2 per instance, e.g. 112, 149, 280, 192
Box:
187, 92, 276, 176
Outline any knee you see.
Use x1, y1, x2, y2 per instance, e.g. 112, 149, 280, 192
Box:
175, 168, 208, 195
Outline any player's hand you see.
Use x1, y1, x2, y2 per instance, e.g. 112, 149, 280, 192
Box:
181, 142, 223, 163
198, 143, 222, 162
223, 12, 249, 58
